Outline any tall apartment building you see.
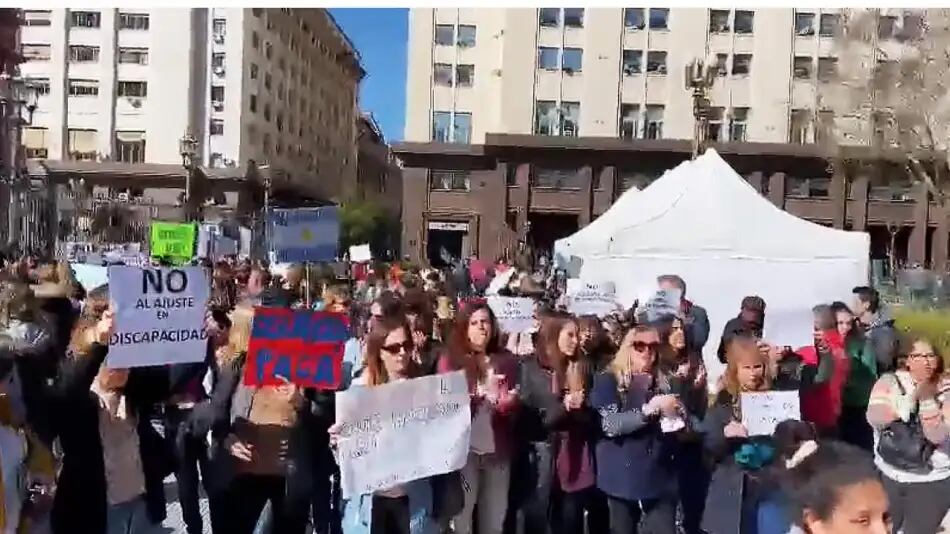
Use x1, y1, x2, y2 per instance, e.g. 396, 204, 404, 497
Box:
405, 7, 918, 146
19, 8, 362, 199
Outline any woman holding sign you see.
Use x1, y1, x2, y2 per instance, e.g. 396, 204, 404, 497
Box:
333, 315, 438, 534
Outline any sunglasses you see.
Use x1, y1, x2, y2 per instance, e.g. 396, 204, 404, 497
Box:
632, 341, 662, 352
381, 341, 413, 354
908, 352, 938, 359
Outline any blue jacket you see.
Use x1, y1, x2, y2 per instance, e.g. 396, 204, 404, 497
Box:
341, 476, 437, 534
590, 371, 676, 501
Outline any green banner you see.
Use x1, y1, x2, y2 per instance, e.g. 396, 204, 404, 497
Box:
150, 221, 196, 262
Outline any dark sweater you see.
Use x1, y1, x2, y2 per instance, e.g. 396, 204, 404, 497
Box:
589, 371, 676, 501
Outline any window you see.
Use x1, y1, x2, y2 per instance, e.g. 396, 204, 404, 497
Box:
624, 8, 645, 30
118, 12, 149, 30
620, 103, 640, 140
264, 42, 272, 60
22, 44, 51, 61
817, 57, 837, 82
433, 111, 452, 142
714, 53, 728, 76
114, 131, 145, 163
264, 73, 272, 90
118, 47, 149, 65
645, 105, 664, 139
435, 24, 454, 45
562, 48, 582, 73
534, 167, 581, 189
28, 78, 50, 95
213, 18, 226, 41
535, 101, 558, 135
878, 16, 898, 39
795, 12, 815, 35
249, 94, 257, 113
69, 45, 100, 63
622, 50, 642, 75
454, 113, 472, 143
456, 64, 474, 86
68, 79, 99, 97
210, 119, 224, 135
252, 31, 260, 49
23, 127, 49, 159
538, 47, 559, 70
250, 63, 259, 79
434, 63, 453, 86
710, 10, 730, 33
211, 85, 224, 102
24, 11, 51, 27
649, 8, 669, 29
790, 108, 813, 144
794, 56, 813, 79
646, 51, 667, 74
819, 14, 838, 37
430, 170, 471, 191
252, 8, 262, 17
730, 108, 748, 141
212, 53, 225, 69
539, 8, 560, 27
707, 107, 725, 141
561, 102, 579, 137
732, 54, 751, 76
117, 81, 147, 98
276, 114, 284, 132
564, 8, 584, 28
458, 25, 476, 47
264, 104, 271, 121
67, 129, 98, 161
734, 11, 754, 34
71, 11, 100, 28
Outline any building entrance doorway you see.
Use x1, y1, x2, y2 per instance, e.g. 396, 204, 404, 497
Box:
528, 213, 579, 258
426, 220, 470, 267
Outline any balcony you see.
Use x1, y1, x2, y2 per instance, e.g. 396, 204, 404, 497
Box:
429, 170, 470, 191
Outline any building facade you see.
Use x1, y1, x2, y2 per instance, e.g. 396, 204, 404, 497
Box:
395, 135, 946, 272
19, 8, 362, 200
404, 7, 916, 146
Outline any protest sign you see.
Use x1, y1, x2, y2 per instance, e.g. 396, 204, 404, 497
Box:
335, 371, 471, 499
637, 287, 682, 323
565, 279, 619, 317
150, 222, 197, 263
70, 263, 108, 291
740, 390, 801, 436
348, 244, 372, 263
108, 266, 209, 368
486, 296, 535, 334
269, 207, 340, 263
243, 307, 349, 389
765, 310, 816, 350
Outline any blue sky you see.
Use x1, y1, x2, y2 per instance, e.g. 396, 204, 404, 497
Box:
330, 8, 408, 143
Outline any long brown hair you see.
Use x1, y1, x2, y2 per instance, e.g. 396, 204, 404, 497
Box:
68, 284, 110, 357
363, 314, 418, 386
446, 303, 500, 387
538, 312, 587, 393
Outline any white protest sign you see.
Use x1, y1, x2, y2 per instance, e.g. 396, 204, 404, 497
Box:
740, 390, 801, 436
487, 296, 535, 334
638, 287, 682, 323
565, 279, 618, 317
107, 266, 210, 368
335, 371, 471, 499
764, 310, 815, 350
349, 243, 372, 263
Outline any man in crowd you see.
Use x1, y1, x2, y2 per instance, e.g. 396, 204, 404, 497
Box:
658, 274, 710, 352
852, 286, 898, 373
717, 295, 766, 363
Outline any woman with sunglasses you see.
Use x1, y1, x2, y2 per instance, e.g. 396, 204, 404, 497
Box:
334, 315, 438, 534
590, 324, 682, 534
437, 303, 519, 534
866, 337, 950, 534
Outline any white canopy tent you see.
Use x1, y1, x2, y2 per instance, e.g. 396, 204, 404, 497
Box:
554, 149, 870, 380
555, 183, 642, 259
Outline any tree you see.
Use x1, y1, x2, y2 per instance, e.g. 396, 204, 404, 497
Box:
830, 9, 950, 203
338, 200, 398, 259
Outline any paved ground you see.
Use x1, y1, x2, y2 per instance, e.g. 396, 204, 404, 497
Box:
151, 477, 211, 534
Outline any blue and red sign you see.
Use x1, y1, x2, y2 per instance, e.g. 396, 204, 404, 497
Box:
243, 307, 350, 389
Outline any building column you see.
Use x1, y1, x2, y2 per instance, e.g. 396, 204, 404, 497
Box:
933, 204, 950, 273
850, 175, 870, 232
401, 167, 428, 263
768, 172, 787, 208
908, 183, 929, 266
830, 172, 847, 229
747, 171, 763, 194
578, 165, 593, 227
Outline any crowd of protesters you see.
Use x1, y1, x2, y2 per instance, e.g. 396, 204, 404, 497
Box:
0, 252, 942, 534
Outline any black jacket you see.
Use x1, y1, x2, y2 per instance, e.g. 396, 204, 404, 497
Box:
50, 344, 170, 534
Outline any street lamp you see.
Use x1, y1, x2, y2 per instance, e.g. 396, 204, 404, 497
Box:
179, 133, 198, 221
684, 58, 716, 159
2, 74, 42, 250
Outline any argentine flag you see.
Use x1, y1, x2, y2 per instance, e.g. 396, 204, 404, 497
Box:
269, 206, 340, 263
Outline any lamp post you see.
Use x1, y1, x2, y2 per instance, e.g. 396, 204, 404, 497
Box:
684, 58, 716, 160
178, 133, 198, 221
2, 74, 40, 249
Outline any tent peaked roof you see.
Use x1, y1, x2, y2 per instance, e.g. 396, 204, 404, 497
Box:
571, 149, 868, 261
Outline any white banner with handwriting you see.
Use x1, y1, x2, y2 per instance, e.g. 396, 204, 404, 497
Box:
740, 390, 801, 436
335, 371, 471, 499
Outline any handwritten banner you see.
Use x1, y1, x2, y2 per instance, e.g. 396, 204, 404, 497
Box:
335, 371, 471, 499
486, 297, 535, 334
150, 221, 196, 263
243, 308, 350, 389
565, 279, 619, 317
740, 390, 801, 436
